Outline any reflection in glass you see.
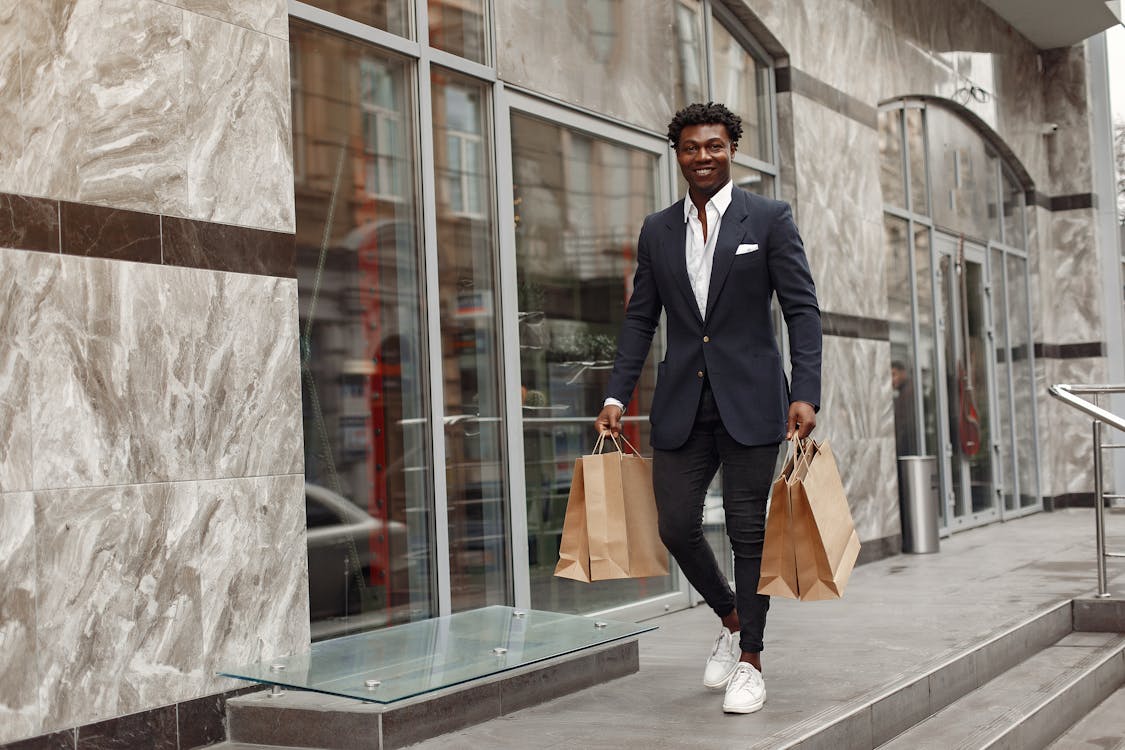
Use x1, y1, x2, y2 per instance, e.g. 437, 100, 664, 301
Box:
927, 110, 1000, 241
962, 259, 994, 513
990, 247, 1016, 511
711, 18, 772, 162
913, 228, 939, 461
885, 217, 917, 457
1007, 254, 1038, 507
431, 68, 510, 611
511, 112, 673, 613
730, 162, 774, 197
936, 254, 965, 519
878, 110, 906, 209
301, 0, 412, 39
429, 0, 487, 63
495, 1, 683, 131
291, 21, 433, 638
673, 0, 706, 108
905, 108, 928, 215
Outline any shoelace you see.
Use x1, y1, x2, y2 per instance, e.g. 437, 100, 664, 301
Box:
729, 665, 756, 691
710, 631, 731, 658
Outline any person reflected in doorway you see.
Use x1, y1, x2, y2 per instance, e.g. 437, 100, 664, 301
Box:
892, 360, 918, 457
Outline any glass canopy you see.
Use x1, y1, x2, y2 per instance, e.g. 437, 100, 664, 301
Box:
219, 606, 655, 704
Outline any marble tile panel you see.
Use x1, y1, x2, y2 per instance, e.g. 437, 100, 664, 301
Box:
826, 437, 898, 543
875, 19, 939, 99
75, 705, 177, 750
18, 1, 77, 202
0, 729, 76, 749
21, 0, 187, 216
165, 0, 288, 40
198, 474, 310, 692
30, 256, 197, 489
804, 213, 886, 320
0, 249, 52, 493
0, 493, 40, 745
34, 482, 205, 731
0, 0, 20, 194
818, 336, 894, 443
1039, 209, 1101, 345
788, 0, 884, 105
1036, 357, 1108, 498
191, 273, 302, 479
775, 92, 798, 211
1042, 47, 1093, 197
59, 202, 161, 264
185, 13, 294, 233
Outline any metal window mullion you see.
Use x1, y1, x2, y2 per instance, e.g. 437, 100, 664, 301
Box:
414, 45, 453, 616
493, 82, 532, 610
428, 46, 497, 82
1000, 248, 1022, 511
289, 0, 422, 58
702, 0, 716, 103
731, 154, 777, 176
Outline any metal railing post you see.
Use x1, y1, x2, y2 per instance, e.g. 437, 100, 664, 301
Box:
1093, 418, 1110, 597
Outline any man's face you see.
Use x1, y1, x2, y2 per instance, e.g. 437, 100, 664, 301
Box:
676, 123, 736, 198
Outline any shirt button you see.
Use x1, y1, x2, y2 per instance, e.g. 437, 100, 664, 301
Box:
697, 370, 704, 378
703, 336, 710, 343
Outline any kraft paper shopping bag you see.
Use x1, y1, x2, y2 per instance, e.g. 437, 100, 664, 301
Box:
791, 439, 861, 601
554, 458, 592, 582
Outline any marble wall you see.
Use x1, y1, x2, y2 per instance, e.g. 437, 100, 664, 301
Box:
0, 248, 309, 744
0, 0, 293, 233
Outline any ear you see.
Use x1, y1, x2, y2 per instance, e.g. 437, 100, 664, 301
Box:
730, 141, 738, 158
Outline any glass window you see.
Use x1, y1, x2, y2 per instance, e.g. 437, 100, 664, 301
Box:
885, 216, 918, 457
510, 112, 673, 613
731, 163, 774, 197
990, 247, 1017, 512
495, 0, 684, 132
913, 226, 939, 459
905, 108, 928, 215
879, 109, 906, 209
710, 18, 772, 162
291, 20, 434, 639
431, 67, 511, 611
428, 0, 487, 63
673, 0, 706, 108
927, 109, 1001, 242
301, 0, 412, 39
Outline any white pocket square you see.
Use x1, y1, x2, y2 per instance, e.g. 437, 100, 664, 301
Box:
735, 243, 759, 255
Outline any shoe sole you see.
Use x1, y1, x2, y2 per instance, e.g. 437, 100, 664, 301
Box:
723, 692, 766, 714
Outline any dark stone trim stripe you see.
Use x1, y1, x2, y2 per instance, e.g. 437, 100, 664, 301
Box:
0, 191, 295, 278
822, 312, 891, 341
0, 685, 258, 750
1044, 492, 1096, 510
856, 534, 902, 565
775, 65, 791, 93
1048, 192, 1096, 212
0, 193, 60, 253
1034, 342, 1105, 360
783, 67, 878, 130
1027, 190, 1052, 210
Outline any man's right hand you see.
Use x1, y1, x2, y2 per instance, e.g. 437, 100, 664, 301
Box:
594, 403, 623, 436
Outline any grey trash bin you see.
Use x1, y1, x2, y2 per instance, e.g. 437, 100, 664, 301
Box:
898, 456, 940, 554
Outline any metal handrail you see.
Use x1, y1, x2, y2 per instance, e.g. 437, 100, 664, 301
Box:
1048, 383, 1125, 598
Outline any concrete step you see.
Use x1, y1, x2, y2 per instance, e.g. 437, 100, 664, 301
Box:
1046, 685, 1125, 749
877, 632, 1125, 750
201, 744, 311, 749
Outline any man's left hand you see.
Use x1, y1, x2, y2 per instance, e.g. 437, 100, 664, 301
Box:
786, 401, 817, 440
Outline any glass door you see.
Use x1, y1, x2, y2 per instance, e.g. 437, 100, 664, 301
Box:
933, 233, 999, 528
500, 92, 688, 619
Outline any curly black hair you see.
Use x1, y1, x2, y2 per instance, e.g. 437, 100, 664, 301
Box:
666, 102, 743, 149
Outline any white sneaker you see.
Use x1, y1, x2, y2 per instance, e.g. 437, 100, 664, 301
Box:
723, 662, 766, 714
702, 627, 741, 690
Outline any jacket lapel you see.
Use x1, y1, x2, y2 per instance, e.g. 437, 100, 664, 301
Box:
704, 190, 749, 320
664, 204, 703, 325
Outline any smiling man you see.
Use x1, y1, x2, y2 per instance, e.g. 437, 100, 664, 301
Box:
594, 102, 822, 714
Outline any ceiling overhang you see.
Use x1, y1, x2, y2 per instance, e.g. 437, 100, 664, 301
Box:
978, 0, 1122, 49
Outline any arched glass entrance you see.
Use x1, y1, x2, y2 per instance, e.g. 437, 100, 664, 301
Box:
880, 100, 1042, 533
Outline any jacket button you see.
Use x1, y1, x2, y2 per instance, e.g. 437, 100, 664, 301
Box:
703, 335, 710, 343
697, 370, 704, 378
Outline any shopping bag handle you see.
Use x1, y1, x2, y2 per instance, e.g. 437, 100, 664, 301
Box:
592, 432, 624, 454
617, 433, 643, 455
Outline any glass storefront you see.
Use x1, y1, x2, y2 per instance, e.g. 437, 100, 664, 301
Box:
879, 102, 1041, 533
290, 0, 782, 635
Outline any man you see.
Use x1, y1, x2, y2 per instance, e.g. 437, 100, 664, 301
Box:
594, 102, 821, 714
891, 360, 918, 457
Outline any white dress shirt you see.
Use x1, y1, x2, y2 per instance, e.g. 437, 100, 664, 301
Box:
604, 181, 734, 412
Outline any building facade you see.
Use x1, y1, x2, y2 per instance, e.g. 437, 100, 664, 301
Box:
0, 0, 1121, 746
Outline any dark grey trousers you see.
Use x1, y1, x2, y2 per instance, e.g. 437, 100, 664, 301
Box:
652, 382, 779, 653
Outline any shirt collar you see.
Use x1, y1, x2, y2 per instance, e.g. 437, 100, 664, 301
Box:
683, 180, 735, 223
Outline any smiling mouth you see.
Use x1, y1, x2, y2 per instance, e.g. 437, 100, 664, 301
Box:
694, 168, 715, 176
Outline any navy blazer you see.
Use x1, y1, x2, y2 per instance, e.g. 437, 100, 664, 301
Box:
606, 187, 822, 451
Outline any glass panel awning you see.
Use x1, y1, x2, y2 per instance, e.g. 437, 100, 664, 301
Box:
218, 606, 656, 704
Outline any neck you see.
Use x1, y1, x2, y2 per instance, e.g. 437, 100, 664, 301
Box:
688, 182, 727, 212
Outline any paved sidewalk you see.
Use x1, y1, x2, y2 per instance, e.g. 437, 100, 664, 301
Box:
410, 508, 1125, 750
